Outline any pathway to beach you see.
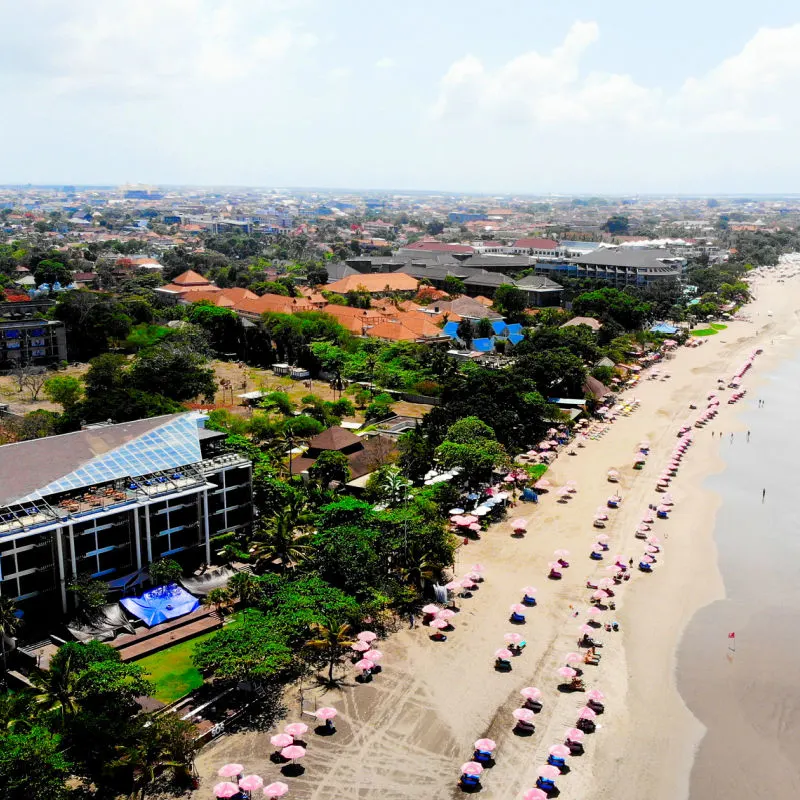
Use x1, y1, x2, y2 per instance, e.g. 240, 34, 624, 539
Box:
195, 267, 800, 800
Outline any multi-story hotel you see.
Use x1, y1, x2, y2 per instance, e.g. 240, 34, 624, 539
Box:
0, 413, 252, 617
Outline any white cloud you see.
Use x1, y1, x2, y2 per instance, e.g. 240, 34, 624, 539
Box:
375, 57, 396, 69
327, 66, 353, 82
432, 21, 800, 134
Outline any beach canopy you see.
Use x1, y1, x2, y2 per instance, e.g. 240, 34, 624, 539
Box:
284, 722, 308, 738
270, 734, 293, 749
280, 745, 306, 761
315, 707, 338, 720
214, 782, 240, 798
557, 666, 577, 678
351, 640, 370, 652
549, 744, 571, 758
520, 686, 542, 701
523, 790, 549, 800
354, 658, 375, 670
429, 618, 448, 630
504, 632, 524, 644
538, 765, 561, 780
218, 764, 244, 778
566, 727, 585, 742
564, 652, 582, 664
510, 603, 527, 614
357, 631, 377, 642
511, 518, 528, 530
437, 609, 456, 620
422, 604, 440, 615
461, 761, 484, 776
263, 782, 290, 798
239, 776, 264, 792
586, 607, 601, 618
521, 585, 537, 596
474, 738, 497, 752
587, 689, 605, 702
578, 706, 597, 720
363, 649, 383, 662
495, 648, 513, 660
513, 707, 535, 723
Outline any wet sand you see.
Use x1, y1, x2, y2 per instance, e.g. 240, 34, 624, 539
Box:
193, 266, 800, 800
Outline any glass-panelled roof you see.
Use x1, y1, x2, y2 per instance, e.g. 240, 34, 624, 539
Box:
16, 415, 202, 502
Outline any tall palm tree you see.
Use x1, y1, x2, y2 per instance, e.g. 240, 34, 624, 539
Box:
29, 649, 80, 723
227, 571, 261, 624
380, 467, 411, 507
398, 544, 439, 591
251, 497, 313, 572
305, 619, 355, 685
0, 689, 38, 732
0, 596, 22, 672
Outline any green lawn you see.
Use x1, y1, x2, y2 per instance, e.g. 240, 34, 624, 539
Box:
690, 328, 719, 337
711, 323, 728, 330
136, 630, 217, 704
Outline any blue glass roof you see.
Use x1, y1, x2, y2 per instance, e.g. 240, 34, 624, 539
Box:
16, 416, 202, 501
506, 323, 523, 336
508, 333, 524, 345
443, 320, 460, 339
472, 338, 494, 352
491, 320, 508, 336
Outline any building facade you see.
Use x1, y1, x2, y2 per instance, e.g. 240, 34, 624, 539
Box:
0, 319, 67, 368
0, 414, 252, 617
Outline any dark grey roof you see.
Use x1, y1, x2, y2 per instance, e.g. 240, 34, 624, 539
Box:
325, 262, 359, 282
515, 274, 564, 291
395, 262, 563, 294
569, 248, 684, 272
0, 414, 186, 506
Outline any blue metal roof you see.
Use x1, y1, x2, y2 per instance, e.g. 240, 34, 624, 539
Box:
506, 323, 523, 336
491, 320, 508, 336
508, 333, 524, 345
443, 320, 460, 339
472, 338, 495, 352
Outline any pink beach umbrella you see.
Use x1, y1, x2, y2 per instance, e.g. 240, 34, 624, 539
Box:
471, 563, 485, 573
538, 765, 561, 780
554, 549, 570, 559
521, 585, 537, 596
595, 532, 609, 541
270, 733, 293, 749
606, 564, 623, 574
280, 745, 306, 762
557, 666, 577, 679
461, 761, 484, 776
314, 707, 338, 721
566, 727, 585, 743
556, 487, 570, 497
512, 707, 536, 723
363, 649, 383, 662
214, 783, 240, 798
597, 578, 614, 589
564, 652, 582, 664
579, 624, 595, 635
263, 782, 289, 798
445, 580, 461, 592
587, 689, 605, 702
429, 618, 448, 631
466, 571, 482, 582
461, 578, 477, 589
357, 630, 377, 642
468, 522, 481, 531
239, 776, 264, 793
218, 764, 244, 778
510, 603, 527, 615
511, 518, 528, 530
578, 706, 597, 720
354, 658, 375, 671
495, 648, 514, 660
595, 507, 609, 518
586, 606, 602, 618
351, 640, 370, 652
592, 590, 610, 600
422, 604, 440, 615
520, 686, 542, 702
549, 744, 571, 758
523, 790, 549, 800
437, 608, 456, 621
534, 479, 551, 489
504, 632, 524, 644
474, 738, 497, 752
642, 513, 654, 523
657, 505, 671, 513
284, 722, 308, 739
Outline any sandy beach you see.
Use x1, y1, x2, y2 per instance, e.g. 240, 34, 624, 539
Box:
194, 265, 800, 800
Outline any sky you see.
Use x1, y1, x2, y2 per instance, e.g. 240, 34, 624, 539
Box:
2, 0, 800, 194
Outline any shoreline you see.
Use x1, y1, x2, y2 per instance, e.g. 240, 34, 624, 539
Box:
193, 266, 800, 800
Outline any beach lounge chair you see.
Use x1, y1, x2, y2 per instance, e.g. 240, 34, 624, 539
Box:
510, 611, 526, 623
548, 568, 562, 580
495, 658, 512, 671
473, 750, 492, 763
460, 773, 480, 788
547, 755, 566, 768
522, 594, 537, 606
569, 677, 586, 691
536, 777, 556, 792
593, 519, 606, 529
639, 562, 653, 572
656, 509, 668, 519
584, 651, 601, 666
590, 551, 603, 560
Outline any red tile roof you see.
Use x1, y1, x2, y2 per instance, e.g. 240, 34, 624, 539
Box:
403, 240, 475, 254
512, 238, 559, 250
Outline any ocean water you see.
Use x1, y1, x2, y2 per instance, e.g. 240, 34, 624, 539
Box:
678, 351, 800, 798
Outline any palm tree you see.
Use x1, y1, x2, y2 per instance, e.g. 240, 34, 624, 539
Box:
227, 571, 261, 623
250, 496, 313, 572
305, 619, 355, 685
0, 596, 22, 672
0, 689, 38, 732
201, 588, 232, 616
398, 544, 440, 591
30, 649, 80, 722
380, 467, 411, 507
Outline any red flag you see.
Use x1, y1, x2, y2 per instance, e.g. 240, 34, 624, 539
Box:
728, 632, 735, 639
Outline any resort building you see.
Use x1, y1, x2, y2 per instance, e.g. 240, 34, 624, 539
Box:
534, 248, 686, 286
0, 413, 252, 617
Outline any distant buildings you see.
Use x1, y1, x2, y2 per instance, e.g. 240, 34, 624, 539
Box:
535, 248, 686, 287
0, 292, 67, 367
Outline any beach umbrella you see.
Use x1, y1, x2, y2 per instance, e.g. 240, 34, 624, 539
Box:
511, 518, 528, 530
596, 532, 609, 541
606, 564, 623, 574
445, 580, 461, 592
314, 707, 337, 720
538, 765, 561, 780
495, 648, 513, 660
284, 722, 308, 738
461, 578, 477, 589
473, 506, 490, 516
471, 563, 485, 573
474, 737, 497, 752
549, 744, 571, 758
520, 686, 542, 702
362, 649, 383, 661
554, 549, 570, 559
579, 624, 595, 635
523, 790, 549, 800
521, 586, 537, 596
429, 618, 448, 631
239, 776, 264, 792
534, 479, 551, 489
597, 578, 614, 589
280, 745, 306, 762
642, 513, 654, 523
557, 666, 577, 679
495, 491, 509, 500
461, 761, 484, 776
586, 606, 602, 618
646, 545, 659, 554
556, 487, 570, 497
564, 652, 582, 664
587, 689, 605, 702
578, 706, 597, 720
263, 782, 290, 798
566, 727, 585, 743
592, 590, 610, 600
512, 707, 535, 723
466, 571, 482, 582
504, 632, 524, 644
357, 631, 377, 642
218, 764, 244, 778
547, 562, 562, 572
643, 553, 656, 563
510, 603, 527, 615
462, 515, 478, 524
595, 506, 609, 517
214, 783, 241, 798
657, 505, 670, 513
637, 525, 650, 534
437, 608, 456, 621
354, 658, 375, 671
449, 508, 465, 515
422, 604, 439, 615
270, 733, 293, 749
351, 640, 370, 652
468, 522, 481, 531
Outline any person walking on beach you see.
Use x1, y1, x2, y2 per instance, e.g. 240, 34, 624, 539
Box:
747, 430, 751, 442
762, 488, 766, 503
730, 433, 734, 443
409, 613, 415, 629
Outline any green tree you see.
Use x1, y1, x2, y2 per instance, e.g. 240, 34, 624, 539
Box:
493, 284, 527, 319
251, 496, 313, 573
475, 317, 494, 338
43, 375, 83, 410
308, 450, 351, 487
434, 416, 508, 488
443, 275, 466, 296
0, 726, 71, 800
603, 214, 629, 234
33, 259, 72, 286
148, 558, 183, 587
310, 525, 383, 597
365, 392, 394, 422
67, 573, 108, 622
127, 339, 216, 402
456, 318, 473, 348
0, 596, 22, 671
192, 612, 292, 683
227, 571, 263, 622
304, 619, 355, 684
